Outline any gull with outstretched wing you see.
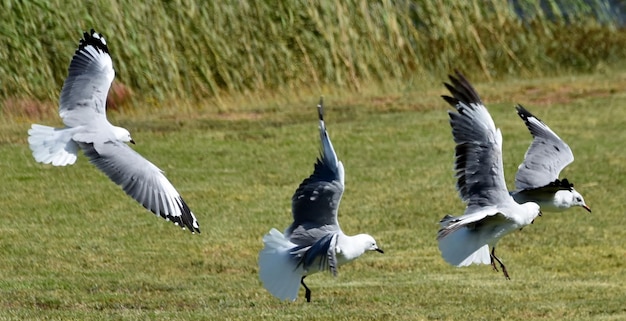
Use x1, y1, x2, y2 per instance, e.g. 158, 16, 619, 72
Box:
438, 71, 541, 279
28, 30, 200, 233
258, 98, 383, 302
511, 105, 590, 213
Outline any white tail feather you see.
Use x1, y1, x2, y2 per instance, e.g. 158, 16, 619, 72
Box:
258, 228, 304, 301
28, 124, 79, 166
438, 228, 491, 267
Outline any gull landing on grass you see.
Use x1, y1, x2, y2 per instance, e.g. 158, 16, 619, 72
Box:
438, 71, 542, 279
510, 105, 591, 213
258, 98, 383, 302
27, 29, 200, 233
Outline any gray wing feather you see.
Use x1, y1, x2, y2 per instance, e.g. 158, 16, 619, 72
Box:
59, 30, 115, 127
437, 209, 506, 240
287, 98, 345, 243
292, 233, 339, 276
443, 72, 511, 207
514, 105, 574, 190
81, 141, 200, 233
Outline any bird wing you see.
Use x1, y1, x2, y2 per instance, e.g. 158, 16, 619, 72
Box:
288, 98, 345, 243
59, 29, 115, 127
437, 209, 509, 266
291, 233, 339, 276
442, 71, 512, 208
514, 105, 574, 190
437, 208, 503, 240
81, 141, 200, 233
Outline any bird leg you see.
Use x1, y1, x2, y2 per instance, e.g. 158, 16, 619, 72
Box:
301, 276, 311, 302
490, 247, 510, 280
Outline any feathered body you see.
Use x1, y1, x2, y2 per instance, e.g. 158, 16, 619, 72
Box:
438, 72, 541, 279
259, 98, 382, 302
28, 30, 199, 232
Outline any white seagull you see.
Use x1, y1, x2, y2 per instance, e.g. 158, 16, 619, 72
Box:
27, 29, 200, 233
258, 98, 383, 302
510, 105, 591, 213
438, 71, 542, 279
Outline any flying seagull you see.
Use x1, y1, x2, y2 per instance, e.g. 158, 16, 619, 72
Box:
438, 71, 542, 279
510, 105, 591, 213
27, 29, 200, 233
258, 98, 383, 302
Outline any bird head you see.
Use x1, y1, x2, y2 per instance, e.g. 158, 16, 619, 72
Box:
113, 126, 135, 144
571, 189, 591, 213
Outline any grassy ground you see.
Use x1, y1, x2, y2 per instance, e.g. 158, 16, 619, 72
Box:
0, 70, 625, 320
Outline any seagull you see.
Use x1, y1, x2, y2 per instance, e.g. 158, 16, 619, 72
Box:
258, 98, 383, 302
27, 29, 200, 233
438, 71, 542, 279
510, 105, 591, 213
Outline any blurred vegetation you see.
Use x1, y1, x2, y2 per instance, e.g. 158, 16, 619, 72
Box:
0, 0, 624, 107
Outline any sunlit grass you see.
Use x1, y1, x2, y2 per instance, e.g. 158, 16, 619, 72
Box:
0, 70, 625, 319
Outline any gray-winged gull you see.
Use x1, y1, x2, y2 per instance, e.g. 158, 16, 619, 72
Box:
438, 71, 542, 279
258, 98, 383, 302
27, 29, 200, 233
511, 105, 591, 213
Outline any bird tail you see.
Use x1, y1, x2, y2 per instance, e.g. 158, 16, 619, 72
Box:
438, 227, 491, 267
258, 228, 303, 301
28, 124, 79, 166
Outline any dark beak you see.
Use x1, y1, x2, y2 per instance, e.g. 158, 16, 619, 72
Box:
130, 139, 136, 144
582, 205, 591, 213
375, 248, 384, 254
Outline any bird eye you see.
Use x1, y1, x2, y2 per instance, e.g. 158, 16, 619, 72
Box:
576, 197, 582, 202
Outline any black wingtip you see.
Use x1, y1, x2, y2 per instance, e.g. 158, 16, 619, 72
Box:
442, 70, 483, 109
317, 96, 324, 121
547, 178, 574, 191
179, 197, 201, 234
168, 196, 200, 234
441, 95, 459, 108
515, 104, 543, 124
515, 104, 528, 121
77, 29, 109, 54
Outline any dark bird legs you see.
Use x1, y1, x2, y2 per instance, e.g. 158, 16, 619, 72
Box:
301, 276, 312, 302
490, 247, 510, 280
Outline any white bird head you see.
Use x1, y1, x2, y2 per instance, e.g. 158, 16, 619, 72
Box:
553, 189, 591, 213
352, 234, 384, 256
112, 126, 135, 144
570, 189, 591, 213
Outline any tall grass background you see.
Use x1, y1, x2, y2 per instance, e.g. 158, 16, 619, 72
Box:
1, 0, 625, 112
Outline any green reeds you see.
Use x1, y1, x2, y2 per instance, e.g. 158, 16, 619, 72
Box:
0, 0, 621, 106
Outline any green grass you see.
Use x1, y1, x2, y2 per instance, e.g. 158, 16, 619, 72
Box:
1, 70, 626, 320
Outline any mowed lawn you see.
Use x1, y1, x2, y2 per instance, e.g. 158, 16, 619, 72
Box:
0, 72, 625, 320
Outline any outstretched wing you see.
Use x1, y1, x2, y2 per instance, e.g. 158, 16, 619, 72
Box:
442, 71, 511, 208
81, 141, 200, 233
514, 105, 574, 190
59, 29, 115, 127
288, 98, 345, 242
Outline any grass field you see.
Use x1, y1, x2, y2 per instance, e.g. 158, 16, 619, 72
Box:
1, 70, 625, 320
